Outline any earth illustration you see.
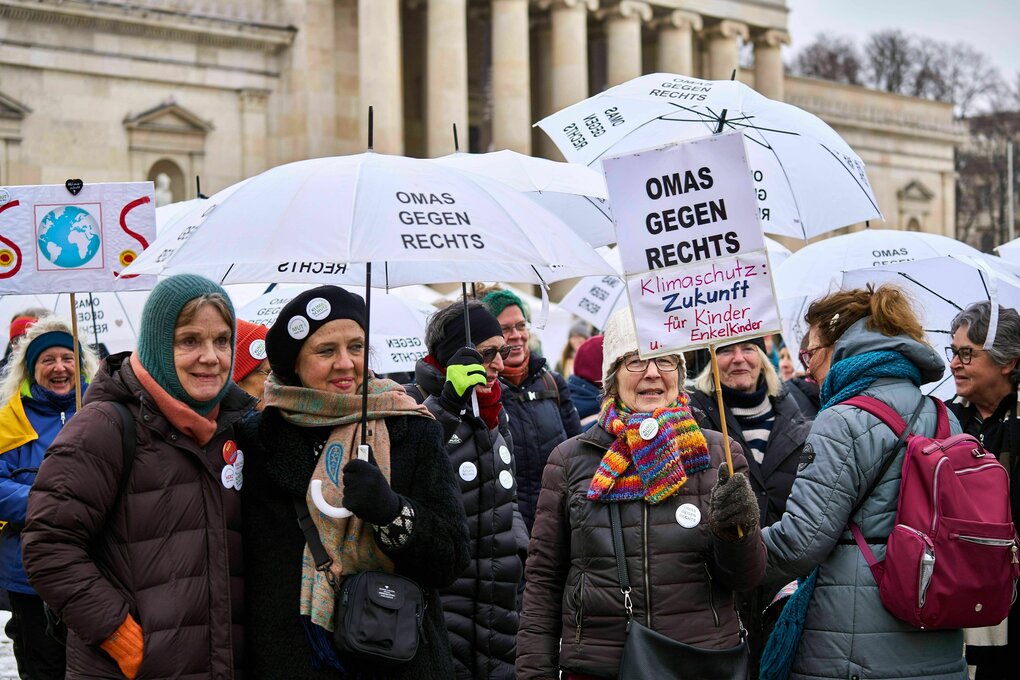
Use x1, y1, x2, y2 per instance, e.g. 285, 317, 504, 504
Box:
37, 205, 101, 268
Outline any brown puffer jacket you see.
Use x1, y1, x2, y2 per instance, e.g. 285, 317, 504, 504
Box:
21, 352, 253, 680
516, 424, 766, 680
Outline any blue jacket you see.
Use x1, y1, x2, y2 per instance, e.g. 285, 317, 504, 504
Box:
566, 374, 601, 431
0, 383, 77, 593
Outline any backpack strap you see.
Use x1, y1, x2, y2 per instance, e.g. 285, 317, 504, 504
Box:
542, 370, 561, 407
504, 371, 559, 403
108, 402, 137, 516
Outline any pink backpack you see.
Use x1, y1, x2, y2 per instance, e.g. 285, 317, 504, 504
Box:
844, 395, 1019, 629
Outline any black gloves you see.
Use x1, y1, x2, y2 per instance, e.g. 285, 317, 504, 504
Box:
440, 347, 487, 412
708, 464, 760, 542
342, 458, 402, 526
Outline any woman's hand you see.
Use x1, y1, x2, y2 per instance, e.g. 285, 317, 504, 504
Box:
440, 347, 487, 410
101, 613, 143, 679
342, 459, 402, 526
708, 465, 759, 542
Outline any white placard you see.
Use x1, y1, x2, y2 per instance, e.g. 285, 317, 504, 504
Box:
557, 274, 626, 330
602, 132, 780, 355
0, 182, 156, 293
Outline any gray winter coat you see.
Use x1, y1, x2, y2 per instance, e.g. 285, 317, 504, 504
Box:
762, 321, 968, 680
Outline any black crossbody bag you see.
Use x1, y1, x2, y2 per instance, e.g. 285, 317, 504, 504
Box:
610, 503, 750, 680
293, 499, 426, 664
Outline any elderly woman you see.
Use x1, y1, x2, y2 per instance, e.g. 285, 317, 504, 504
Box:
0, 315, 98, 680
239, 285, 470, 679
945, 302, 1019, 679
517, 307, 765, 680
761, 284, 967, 680
22, 274, 254, 679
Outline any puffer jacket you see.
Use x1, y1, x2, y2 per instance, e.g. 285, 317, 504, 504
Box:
238, 406, 470, 680
500, 354, 581, 532
21, 353, 252, 680
0, 385, 77, 593
762, 321, 968, 680
410, 360, 528, 680
516, 422, 766, 680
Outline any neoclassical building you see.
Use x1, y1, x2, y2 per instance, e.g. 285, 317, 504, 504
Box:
0, 0, 964, 241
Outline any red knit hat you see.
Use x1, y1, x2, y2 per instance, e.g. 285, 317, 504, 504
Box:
9, 316, 37, 341
233, 319, 269, 382
572, 335, 604, 387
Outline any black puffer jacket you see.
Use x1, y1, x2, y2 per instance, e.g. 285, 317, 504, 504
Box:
238, 406, 470, 680
410, 360, 528, 680
499, 354, 580, 532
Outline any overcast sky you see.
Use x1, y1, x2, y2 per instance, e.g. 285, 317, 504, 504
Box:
786, 0, 1020, 77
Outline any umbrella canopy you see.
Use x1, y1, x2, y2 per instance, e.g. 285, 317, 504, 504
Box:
123, 152, 615, 287
997, 236, 1020, 263
536, 73, 883, 240
236, 284, 436, 375
434, 150, 614, 247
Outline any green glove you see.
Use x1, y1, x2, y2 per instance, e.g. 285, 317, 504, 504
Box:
442, 347, 487, 409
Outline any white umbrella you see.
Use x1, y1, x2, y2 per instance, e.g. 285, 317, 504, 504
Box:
236, 284, 436, 375
51, 291, 147, 355
536, 73, 883, 240
123, 153, 615, 287
434, 150, 614, 247
996, 236, 1020, 263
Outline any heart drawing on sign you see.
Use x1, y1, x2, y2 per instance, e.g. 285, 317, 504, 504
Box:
65, 179, 84, 195
114, 319, 124, 327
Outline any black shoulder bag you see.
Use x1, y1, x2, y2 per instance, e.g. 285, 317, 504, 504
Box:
45, 401, 137, 644
293, 499, 426, 664
610, 503, 750, 680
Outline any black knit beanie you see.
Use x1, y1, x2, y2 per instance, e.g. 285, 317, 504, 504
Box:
431, 304, 503, 366
266, 285, 367, 385
137, 274, 236, 415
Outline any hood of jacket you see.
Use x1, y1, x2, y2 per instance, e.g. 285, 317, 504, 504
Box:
830, 318, 945, 385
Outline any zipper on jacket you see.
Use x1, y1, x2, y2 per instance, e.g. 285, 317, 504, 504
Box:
703, 564, 720, 627
574, 572, 586, 643
60, 411, 65, 425
643, 503, 651, 627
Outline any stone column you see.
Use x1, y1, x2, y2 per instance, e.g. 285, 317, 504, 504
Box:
427, 0, 468, 156
597, 1, 651, 87
239, 89, 270, 177
491, 0, 531, 153
753, 29, 790, 100
703, 19, 748, 81
538, 0, 598, 116
359, 0, 404, 154
654, 10, 701, 75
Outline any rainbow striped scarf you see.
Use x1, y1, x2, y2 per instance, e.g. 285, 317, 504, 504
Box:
587, 395, 710, 504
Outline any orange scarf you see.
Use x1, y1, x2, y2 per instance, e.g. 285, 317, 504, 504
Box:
130, 354, 219, 446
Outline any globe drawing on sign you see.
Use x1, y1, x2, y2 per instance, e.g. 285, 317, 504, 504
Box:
37, 206, 101, 268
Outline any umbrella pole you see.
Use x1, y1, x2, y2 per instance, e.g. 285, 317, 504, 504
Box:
69, 293, 82, 412
461, 282, 481, 419
361, 263, 372, 448
709, 344, 742, 538
453, 123, 460, 153
368, 106, 374, 151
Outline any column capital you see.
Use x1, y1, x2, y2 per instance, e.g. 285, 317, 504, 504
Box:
753, 28, 791, 48
596, 1, 651, 23
702, 19, 749, 42
651, 9, 702, 32
534, 0, 598, 13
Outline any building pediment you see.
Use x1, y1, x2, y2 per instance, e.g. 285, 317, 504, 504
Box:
0, 92, 31, 120
124, 100, 213, 135
897, 180, 935, 203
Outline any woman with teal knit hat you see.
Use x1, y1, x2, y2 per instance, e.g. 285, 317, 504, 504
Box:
759, 284, 967, 680
21, 273, 256, 680
0, 314, 99, 680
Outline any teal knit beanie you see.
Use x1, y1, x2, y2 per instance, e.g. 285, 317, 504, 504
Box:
137, 274, 236, 415
481, 289, 529, 321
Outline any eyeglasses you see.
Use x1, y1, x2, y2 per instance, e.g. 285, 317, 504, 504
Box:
798, 345, 828, 369
500, 321, 529, 335
479, 345, 513, 365
623, 355, 681, 373
945, 346, 986, 365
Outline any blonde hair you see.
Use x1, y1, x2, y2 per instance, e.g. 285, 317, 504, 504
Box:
693, 346, 781, 398
0, 315, 100, 404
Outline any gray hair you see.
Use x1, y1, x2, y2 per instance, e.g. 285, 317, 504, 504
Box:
0, 315, 100, 403
424, 299, 487, 357
950, 302, 1020, 384
602, 352, 687, 401
692, 346, 781, 398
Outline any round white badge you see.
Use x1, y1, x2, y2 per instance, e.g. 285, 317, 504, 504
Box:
459, 461, 478, 482
233, 469, 243, 491
499, 445, 512, 465
287, 315, 309, 340
499, 470, 514, 490
639, 417, 659, 441
306, 297, 331, 321
233, 450, 245, 473
221, 464, 236, 490
248, 339, 267, 361
675, 503, 702, 528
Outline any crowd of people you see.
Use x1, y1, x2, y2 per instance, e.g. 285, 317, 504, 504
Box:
0, 275, 1016, 680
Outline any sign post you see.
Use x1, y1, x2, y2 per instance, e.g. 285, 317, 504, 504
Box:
603, 131, 782, 484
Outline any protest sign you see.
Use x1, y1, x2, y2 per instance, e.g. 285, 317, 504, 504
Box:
559, 275, 625, 330
0, 182, 156, 294
603, 131, 781, 356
